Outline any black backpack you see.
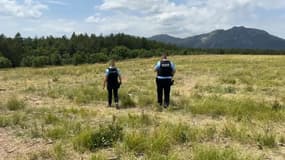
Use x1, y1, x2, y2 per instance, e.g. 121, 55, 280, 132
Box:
158, 60, 173, 77
107, 67, 119, 85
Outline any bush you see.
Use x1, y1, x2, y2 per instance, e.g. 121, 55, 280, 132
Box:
88, 53, 109, 63
72, 53, 86, 65
73, 123, 123, 152
50, 54, 62, 65
110, 46, 130, 59
20, 56, 33, 67
0, 56, 12, 68
32, 56, 50, 67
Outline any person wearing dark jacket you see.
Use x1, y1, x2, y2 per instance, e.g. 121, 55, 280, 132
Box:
103, 60, 122, 109
154, 54, 176, 108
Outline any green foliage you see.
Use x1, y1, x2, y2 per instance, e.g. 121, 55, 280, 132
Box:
32, 56, 50, 67
44, 113, 60, 125
0, 56, 12, 68
72, 53, 86, 65
110, 46, 130, 59
6, 97, 26, 111
50, 54, 62, 65
123, 131, 149, 155
73, 123, 123, 152
256, 133, 277, 148
46, 126, 67, 140
88, 53, 109, 63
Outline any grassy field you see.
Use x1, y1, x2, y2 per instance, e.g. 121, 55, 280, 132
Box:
0, 55, 284, 160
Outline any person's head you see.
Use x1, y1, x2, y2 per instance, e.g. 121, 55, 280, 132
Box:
161, 54, 168, 60
109, 59, 116, 67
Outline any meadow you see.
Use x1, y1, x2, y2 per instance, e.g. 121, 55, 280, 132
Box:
0, 55, 284, 160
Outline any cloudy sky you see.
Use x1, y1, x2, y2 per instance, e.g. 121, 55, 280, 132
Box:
0, 0, 285, 38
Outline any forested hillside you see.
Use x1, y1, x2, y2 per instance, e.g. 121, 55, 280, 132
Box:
0, 33, 176, 68
1, 32, 285, 69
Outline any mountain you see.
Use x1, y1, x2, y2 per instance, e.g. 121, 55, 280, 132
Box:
149, 26, 285, 50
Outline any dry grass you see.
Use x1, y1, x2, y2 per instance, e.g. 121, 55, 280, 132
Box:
0, 55, 284, 160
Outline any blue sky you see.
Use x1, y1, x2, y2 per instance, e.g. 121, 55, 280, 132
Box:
0, 0, 285, 38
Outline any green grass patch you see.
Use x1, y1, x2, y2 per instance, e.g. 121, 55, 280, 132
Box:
6, 97, 26, 111
73, 123, 123, 152
193, 145, 259, 160
186, 96, 285, 121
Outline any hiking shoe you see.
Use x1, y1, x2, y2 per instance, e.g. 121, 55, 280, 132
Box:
163, 104, 169, 108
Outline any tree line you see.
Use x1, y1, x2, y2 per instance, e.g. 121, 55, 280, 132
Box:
0, 32, 285, 68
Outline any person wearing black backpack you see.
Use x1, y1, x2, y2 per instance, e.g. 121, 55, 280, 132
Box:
103, 60, 122, 109
154, 54, 176, 108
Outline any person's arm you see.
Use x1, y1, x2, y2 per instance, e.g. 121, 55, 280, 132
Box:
154, 61, 160, 72
171, 62, 176, 76
117, 69, 122, 84
118, 75, 122, 84
103, 69, 108, 89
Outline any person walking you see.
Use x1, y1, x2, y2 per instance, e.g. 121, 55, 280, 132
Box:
103, 60, 122, 109
154, 54, 176, 108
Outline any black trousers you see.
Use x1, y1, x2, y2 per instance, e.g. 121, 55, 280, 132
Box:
107, 85, 119, 106
156, 78, 172, 106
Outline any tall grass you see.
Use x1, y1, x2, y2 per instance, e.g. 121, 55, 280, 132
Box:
192, 145, 259, 160
6, 97, 26, 111
73, 123, 123, 152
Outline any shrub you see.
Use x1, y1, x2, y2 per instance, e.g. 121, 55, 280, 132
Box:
20, 56, 33, 67
0, 56, 12, 68
72, 53, 86, 65
110, 46, 130, 59
50, 54, 62, 65
32, 56, 50, 67
88, 53, 109, 63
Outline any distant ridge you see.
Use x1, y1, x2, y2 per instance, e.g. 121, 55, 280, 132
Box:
149, 26, 285, 50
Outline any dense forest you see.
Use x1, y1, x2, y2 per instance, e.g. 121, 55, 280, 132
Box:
0, 32, 285, 68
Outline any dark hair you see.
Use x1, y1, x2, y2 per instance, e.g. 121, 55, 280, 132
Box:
162, 53, 167, 59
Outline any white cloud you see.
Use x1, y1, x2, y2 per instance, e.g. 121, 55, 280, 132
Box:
0, 0, 47, 18
45, 0, 68, 6
85, 14, 106, 23
91, 0, 285, 37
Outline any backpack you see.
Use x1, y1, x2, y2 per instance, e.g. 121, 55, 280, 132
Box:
107, 67, 119, 85
158, 60, 173, 77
